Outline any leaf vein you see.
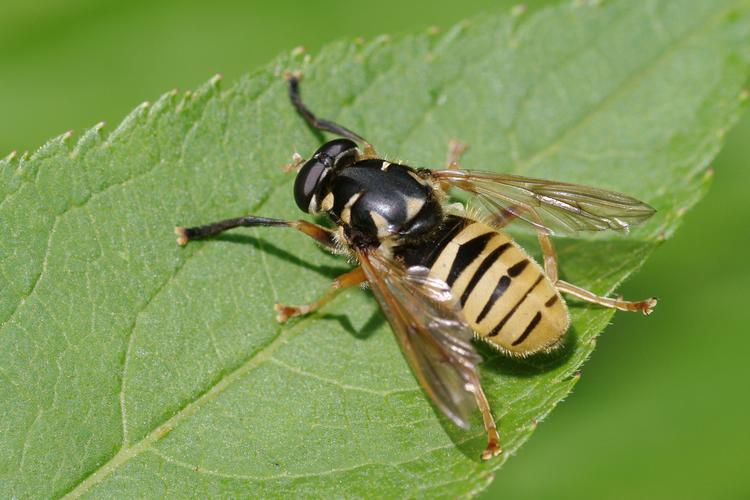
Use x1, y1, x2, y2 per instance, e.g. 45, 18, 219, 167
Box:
517, 3, 738, 171
268, 357, 419, 397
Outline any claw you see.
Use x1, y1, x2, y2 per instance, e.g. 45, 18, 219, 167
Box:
281, 152, 304, 173
641, 297, 658, 315
481, 441, 502, 461
175, 226, 189, 246
274, 303, 291, 323
283, 70, 303, 83
274, 303, 309, 323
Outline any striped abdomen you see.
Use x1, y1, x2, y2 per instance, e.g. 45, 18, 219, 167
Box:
396, 215, 569, 355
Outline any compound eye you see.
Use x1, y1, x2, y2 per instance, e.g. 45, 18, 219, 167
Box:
294, 158, 329, 213
316, 139, 358, 169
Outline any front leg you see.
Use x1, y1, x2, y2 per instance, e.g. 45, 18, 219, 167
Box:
281, 151, 304, 173
175, 215, 336, 249
286, 73, 377, 157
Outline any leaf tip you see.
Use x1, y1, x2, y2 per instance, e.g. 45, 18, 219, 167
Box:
29, 129, 77, 162
369, 33, 393, 48
71, 122, 107, 159
209, 73, 223, 88
150, 89, 179, 118
572, 0, 603, 8
176, 91, 193, 113
105, 101, 151, 146
174, 74, 223, 114
511, 3, 527, 17
0, 149, 19, 173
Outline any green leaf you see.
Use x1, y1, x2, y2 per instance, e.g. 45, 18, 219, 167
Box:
2, 1, 749, 497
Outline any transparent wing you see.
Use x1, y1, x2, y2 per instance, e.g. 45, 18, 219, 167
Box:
433, 169, 656, 235
357, 249, 481, 428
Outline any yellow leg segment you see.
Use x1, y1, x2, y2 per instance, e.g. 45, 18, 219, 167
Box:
275, 267, 367, 322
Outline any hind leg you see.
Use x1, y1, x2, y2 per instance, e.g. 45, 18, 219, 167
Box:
472, 378, 502, 460
556, 280, 656, 315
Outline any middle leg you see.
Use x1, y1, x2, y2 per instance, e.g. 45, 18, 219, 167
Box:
275, 267, 366, 322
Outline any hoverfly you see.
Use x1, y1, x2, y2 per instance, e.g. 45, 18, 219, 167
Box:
176, 74, 657, 460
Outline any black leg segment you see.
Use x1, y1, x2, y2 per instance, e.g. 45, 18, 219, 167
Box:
286, 74, 373, 151
175, 216, 336, 249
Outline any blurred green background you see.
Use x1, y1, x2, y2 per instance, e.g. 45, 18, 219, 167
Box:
2, 0, 747, 498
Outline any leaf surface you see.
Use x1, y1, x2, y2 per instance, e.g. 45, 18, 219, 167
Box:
1, 1, 749, 497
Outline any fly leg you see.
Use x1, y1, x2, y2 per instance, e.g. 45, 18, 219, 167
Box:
175, 216, 362, 320
481, 202, 560, 282
285, 73, 377, 157
531, 214, 654, 312
498, 205, 655, 312
437, 140, 469, 192
446, 139, 468, 170
281, 151, 304, 173
175, 215, 336, 249
472, 377, 502, 460
535, 224, 559, 283
499, 207, 657, 313
555, 281, 657, 315
274, 267, 366, 322
490, 204, 654, 310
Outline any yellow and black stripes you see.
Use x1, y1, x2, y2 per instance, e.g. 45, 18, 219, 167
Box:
395, 216, 569, 355
476, 274, 510, 323
445, 232, 495, 287
487, 274, 543, 338
459, 242, 511, 306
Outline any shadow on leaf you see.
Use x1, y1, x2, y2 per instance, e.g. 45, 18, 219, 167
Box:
315, 307, 385, 339
213, 233, 349, 279
478, 327, 579, 379
425, 325, 581, 462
